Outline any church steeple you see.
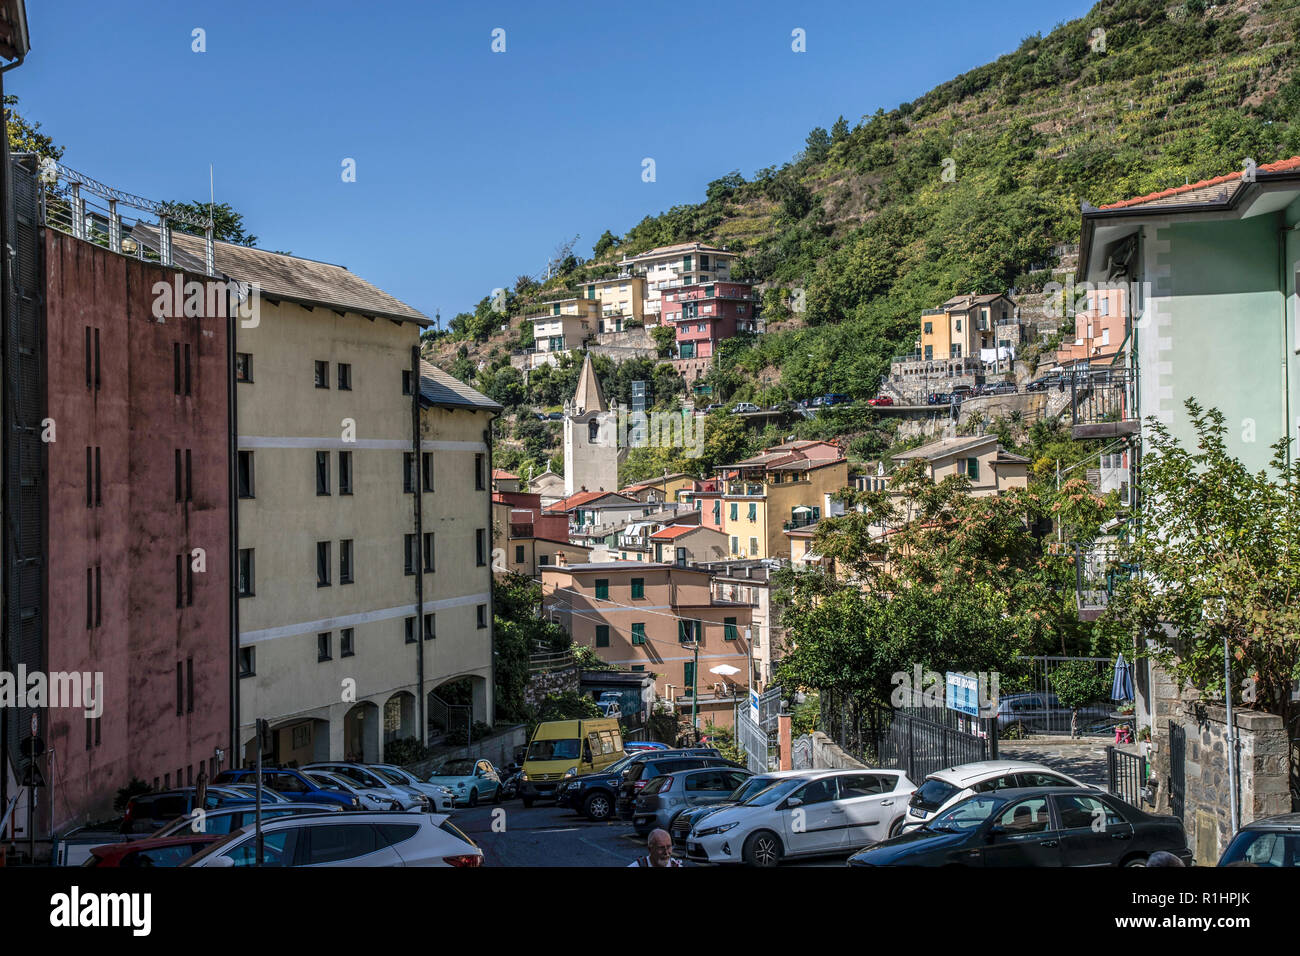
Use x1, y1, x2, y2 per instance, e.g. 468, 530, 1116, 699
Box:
571, 352, 606, 415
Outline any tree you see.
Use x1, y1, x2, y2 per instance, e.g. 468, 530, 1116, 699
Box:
5, 94, 63, 160
1049, 660, 1110, 738
804, 126, 832, 163
536, 691, 601, 722
1103, 401, 1300, 735
162, 200, 258, 246
592, 230, 618, 259
830, 115, 850, 143
650, 324, 677, 357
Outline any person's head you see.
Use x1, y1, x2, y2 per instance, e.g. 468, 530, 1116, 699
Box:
647, 829, 673, 866
1146, 850, 1184, 867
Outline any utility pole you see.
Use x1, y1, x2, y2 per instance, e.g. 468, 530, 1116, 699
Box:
691, 625, 700, 733
1224, 634, 1240, 836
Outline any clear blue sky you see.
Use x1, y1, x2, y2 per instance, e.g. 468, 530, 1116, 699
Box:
15, 0, 1093, 322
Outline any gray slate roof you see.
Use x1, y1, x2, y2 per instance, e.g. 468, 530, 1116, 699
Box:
419, 360, 501, 412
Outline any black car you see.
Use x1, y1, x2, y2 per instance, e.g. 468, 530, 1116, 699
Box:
555, 748, 721, 821
120, 787, 254, 834
847, 787, 1192, 867
1217, 812, 1300, 866
617, 753, 740, 819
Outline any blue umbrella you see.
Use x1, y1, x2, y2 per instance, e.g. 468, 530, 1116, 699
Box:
1111, 653, 1134, 702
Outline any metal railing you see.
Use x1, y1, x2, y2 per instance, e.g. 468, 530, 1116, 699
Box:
1107, 745, 1149, 808
1069, 367, 1138, 437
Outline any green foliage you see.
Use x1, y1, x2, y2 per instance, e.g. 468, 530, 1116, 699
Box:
494, 573, 571, 721
4, 95, 63, 161
1049, 660, 1110, 711
163, 200, 258, 246
114, 777, 151, 812
791, 692, 820, 736
650, 324, 677, 357
383, 737, 433, 766
702, 722, 745, 765
536, 691, 601, 722
571, 643, 616, 671
646, 703, 680, 744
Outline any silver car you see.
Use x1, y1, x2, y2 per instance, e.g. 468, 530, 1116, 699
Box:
633, 766, 752, 836
304, 763, 426, 810
369, 764, 457, 813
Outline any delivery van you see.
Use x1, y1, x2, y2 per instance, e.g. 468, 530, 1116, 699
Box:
519, 717, 624, 806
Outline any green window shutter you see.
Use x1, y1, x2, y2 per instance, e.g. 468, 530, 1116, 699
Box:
730, 502, 738, 521
552, 304, 560, 315
683, 255, 692, 271
595, 625, 610, 648
712, 500, 720, 521
631, 578, 644, 599
748, 502, 757, 521
967, 457, 979, 481
631, 623, 646, 645
724, 617, 738, 641
683, 661, 696, 691
595, 579, 609, 600
587, 286, 595, 299
631, 664, 645, 672
678, 619, 688, 643
812, 506, 820, 520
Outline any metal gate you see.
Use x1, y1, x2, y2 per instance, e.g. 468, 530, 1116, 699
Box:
821, 693, 989, 783
1107, 746, 1148, 807
1168, 721, 1186, 821
735, 708, 774, 773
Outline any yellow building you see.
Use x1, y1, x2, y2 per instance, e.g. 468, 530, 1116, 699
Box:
169, 228, 500, 766
891, 434, 1029, 496
716, 441, 849, 559
917, 293, 1016, 361
580, 274, 646, 332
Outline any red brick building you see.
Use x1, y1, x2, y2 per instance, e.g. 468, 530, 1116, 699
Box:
43, 229, 231, 832
663, 281, 758, 383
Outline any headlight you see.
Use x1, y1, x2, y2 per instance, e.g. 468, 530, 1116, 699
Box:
564, 767, 578, 777
519, 773, 528, 782
696, 822, 738, 837
457, 782, 466, 789
351, 798, 362, 808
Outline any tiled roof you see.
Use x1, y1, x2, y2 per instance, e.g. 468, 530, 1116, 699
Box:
419, 361, 500, 412
941, 293, 1008, 309
1097, 156, 1300, 210
893, 434, 997, 461
545, 490, 637, 513
649, 524, 703, 540
130, 223, 429, 324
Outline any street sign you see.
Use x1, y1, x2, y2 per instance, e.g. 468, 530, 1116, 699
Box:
20, 763, 44, 788
20, 736, 43, 758
945, 672, 979, 717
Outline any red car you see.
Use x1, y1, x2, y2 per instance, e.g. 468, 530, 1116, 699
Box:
83, 834, 221, 867
867, 395, 894, 407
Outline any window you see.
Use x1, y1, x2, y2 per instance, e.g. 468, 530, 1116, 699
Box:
966, 457, 980, 481
423, 532, 435, 572
631, 623, 646, 645
995, 798, 1050, 834
475, 454, 485, 490
730, 502, 738, 521
955, 319, 962, 332
631, 577, 644, 599
748, 502, 757, 521
923, 321, 932, 334
749, 537, 759, 555
340, 539, 354, 584
423, 613, 435, 641
514, 544, 524, 564
184, 344, 192, 396
316, 541, 331, 587
731, 536, 738, 554
678, 619, 697, 644
403, 453, 416, 493
476, 604, 487, 629
924, 345, 933, 360
476, 528, 487, 566
340, 628, 355, 658
173, 343, 181, 394
402, 369, 413, 395
316, 451, 330, 495
595, 579, 609, 600
631, 664, 645, 672
318, 632, 332, 662
315, 360, 329, 388
404, 534, 418, 575
724, 617, 739, 641
421, 453, 434, 492
176, 662, 184, 715
539, 554, 550, 566
711, 500, 720, 523
235, 352, 253, 382
238, 549, 254, 597
338, 451, 353, 495
174, 449, 183, 502
337, 363, 352, 390
238, 646, 255, 678
588, 419, 600, 442
404, 616, 416, 644
595, 625, 610, 647
238, 451, 254, 498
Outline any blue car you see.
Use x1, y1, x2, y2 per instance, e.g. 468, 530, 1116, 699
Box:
425, 758, 503, 807
213, 768, 361, 809
624, 741, 670, 752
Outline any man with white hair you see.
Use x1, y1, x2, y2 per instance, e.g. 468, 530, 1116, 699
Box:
627, 828, 683, 867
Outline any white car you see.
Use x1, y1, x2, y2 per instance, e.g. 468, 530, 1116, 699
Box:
180, 811, 483, 867
369, 764, 457, 813
305, 762, 426, 810
304, 771, 396, 812
902, 760, 1093, 832
684, 768, 916, 866
730, 402, 760, 414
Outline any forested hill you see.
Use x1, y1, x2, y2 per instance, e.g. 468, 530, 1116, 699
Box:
435, 0, 1300, 408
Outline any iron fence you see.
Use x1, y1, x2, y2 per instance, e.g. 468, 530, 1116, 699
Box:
820, 692, 990, 783
1107, 746, 1149, 808
1002, 656, 1118, 736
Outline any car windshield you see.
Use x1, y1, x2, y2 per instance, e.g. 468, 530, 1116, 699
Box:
1220, 830, 1300, 867
912, 777, 961, 811
370, 767, 406, 785
434, 759, 476, 776
730, 775, 779, 802
526, 738, 580, 761
605, 754, 638, 775
928, 795, 1002, 832
741, 778, 804, 807
308, 774, 349, 793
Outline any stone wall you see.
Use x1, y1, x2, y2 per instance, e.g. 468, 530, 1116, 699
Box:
403, 724, 529, 779
957, 391, 1047, 427
595, 327, 654, 351
807, 731, 868, 769
523, 663, 580, 710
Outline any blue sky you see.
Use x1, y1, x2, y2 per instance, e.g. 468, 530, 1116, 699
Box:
14, 0, 1093, 322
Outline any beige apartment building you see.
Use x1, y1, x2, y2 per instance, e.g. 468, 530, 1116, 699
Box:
522, 298, 600, 369
578, 274, 646, 332
891, 434, 1029, 495
540, 562, 752, 727
619, 242, 739, 322
178, 230, 500, 766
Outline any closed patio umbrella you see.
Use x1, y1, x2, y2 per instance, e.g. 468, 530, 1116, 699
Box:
1111, 653, 1134, 702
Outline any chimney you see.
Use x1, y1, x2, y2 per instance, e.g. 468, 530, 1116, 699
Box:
555, 551, 567, 567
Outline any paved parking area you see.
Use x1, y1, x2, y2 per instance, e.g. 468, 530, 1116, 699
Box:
997, 739, 1128, 788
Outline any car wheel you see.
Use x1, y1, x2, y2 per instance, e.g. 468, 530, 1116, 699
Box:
888, 817, 905, 838
522, 796, 535, 808
1122, 854, 1149, 867
583, 791, 613, 821
469, 788, 479, 808
492, 784, 502, 804
743, 830, 783, 868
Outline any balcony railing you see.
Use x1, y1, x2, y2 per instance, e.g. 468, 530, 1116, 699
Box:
783, 516, 817, 531
509, 523, 534, 538
725, 483, 765, 497
1069, 367, 1138, 439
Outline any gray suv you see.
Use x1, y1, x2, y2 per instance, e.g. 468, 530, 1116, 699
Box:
633, 766, 752, 836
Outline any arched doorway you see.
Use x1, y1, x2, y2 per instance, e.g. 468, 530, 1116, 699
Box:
383, 691, 417, 751
343, 701, 380, 763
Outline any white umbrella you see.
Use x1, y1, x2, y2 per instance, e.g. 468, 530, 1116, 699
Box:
709, 664, 741, 676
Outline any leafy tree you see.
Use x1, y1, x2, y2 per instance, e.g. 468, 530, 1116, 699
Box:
163, 200, 258, 246
592, 230, 618, 259
536, 691, 601, 722
804, 126, 832, 163
1103, 401, 1300, 734
830, 115, 850, 143
650, 323, 677, 357
4, 94, 63, 160
1049, 660, 1110, 738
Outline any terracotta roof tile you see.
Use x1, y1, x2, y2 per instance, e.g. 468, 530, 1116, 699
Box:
1098, 156, 1300, 210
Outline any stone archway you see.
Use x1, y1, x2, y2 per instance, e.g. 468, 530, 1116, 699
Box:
343, 701, 380, 763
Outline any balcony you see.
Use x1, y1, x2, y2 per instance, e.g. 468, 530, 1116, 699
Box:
509, 523, 534, 538
1067, 541, 1134, 622
617, 533, 651, 551
725, 483, 765, 497
783, 515, 817, 531
1069, 367, 1139, 439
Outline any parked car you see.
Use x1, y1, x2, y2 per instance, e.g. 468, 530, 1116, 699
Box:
730, 402, 761, 414
181, 811, 483, 867
867, 395, 894, 407
547, 411, 564, 420
83, 834, 222, 867
214, 767, 360, 810
1217, 812, 1300, 866
617, 753, 743, 819
1025, 378, 1053, 392
820, 393, 851, 407
369, 764, 458, 812
633, 767, 753, 836
950, 385, 973, 402
683, 768, 916, 866
669, 771, 802, 856
151, 802, 342, 838
903, 760, 1093, 831
520, 717, 625, 806
424, 757, 503, 807
848, 787, 1192, 867
222, 784, 292, 804
120, 787, 254, 834
558, 748, 720, 821
304, 762, 427, 810
985, 381, 1018, 395
703, 403, 724, 412
994, 692, 1111, 735
926, 392, 951, 405
303, 771, 397, 812
624, 741, 670, 752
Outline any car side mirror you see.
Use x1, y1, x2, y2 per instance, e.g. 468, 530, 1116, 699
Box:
208, 855, 236, 868
987, 824, 1006, 840
785, 797, 803, 809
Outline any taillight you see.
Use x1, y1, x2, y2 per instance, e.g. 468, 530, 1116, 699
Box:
633, 779, 648, 789
443, 854, 482, 867
656, 777, 673, 792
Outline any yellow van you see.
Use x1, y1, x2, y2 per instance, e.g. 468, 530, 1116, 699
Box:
519, 717, 624, 806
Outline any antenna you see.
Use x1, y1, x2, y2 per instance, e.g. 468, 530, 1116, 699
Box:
209, 163, 214, 223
